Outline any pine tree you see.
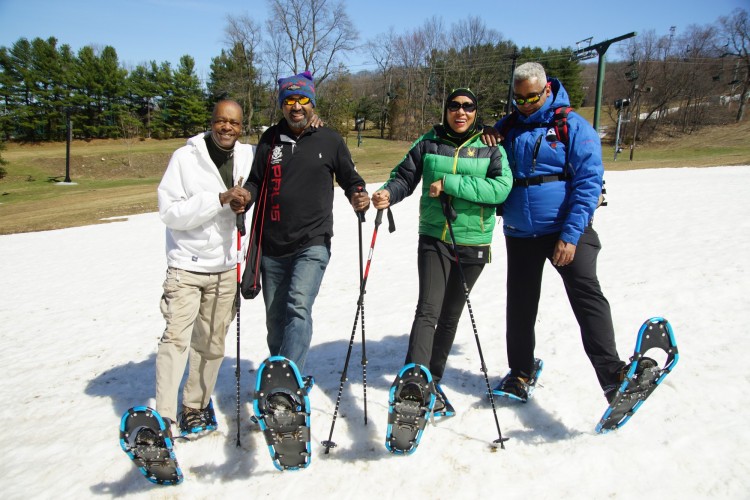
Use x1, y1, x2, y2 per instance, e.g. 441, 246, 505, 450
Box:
98, 46, 128, 138
208, 42, 265, 130
172, 55, 207, 137
126, 63, 160, 138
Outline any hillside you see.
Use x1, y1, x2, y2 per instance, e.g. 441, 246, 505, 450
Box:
1, 120, 749, 234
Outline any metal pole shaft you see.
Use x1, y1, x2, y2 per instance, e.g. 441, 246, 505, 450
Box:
64, 112, 72, 183
322, 210, 383, 453
630, 97, 642, 161
439, 194, 507, 448
593, 51, 607, 133
506, 48, 519, 115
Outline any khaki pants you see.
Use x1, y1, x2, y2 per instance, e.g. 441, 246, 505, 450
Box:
155, 267, 236, 421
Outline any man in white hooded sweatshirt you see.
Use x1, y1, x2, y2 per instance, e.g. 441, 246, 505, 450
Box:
155, 99, 253, 437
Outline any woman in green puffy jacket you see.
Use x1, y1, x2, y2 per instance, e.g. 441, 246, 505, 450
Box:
372, 88, 512, 414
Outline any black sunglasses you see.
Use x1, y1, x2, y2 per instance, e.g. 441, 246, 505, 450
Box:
447, 101, 477, 112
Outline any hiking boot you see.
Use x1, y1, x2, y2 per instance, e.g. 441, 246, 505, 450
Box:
265, 392, 299, 427
618, 356, 659, 382
630, 357, 660, 389
134, 426, 161, 447
178, 401, 218, 436
498, 375, 530, 402
635, 357, 658, 375
267, 392, 297, 412
178, 406, 206, 435
606, 357, 660, 403
399, 381, 425, 403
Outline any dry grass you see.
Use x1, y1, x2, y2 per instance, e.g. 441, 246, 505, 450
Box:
0, 184, 157, 234
1, 120, 749, 235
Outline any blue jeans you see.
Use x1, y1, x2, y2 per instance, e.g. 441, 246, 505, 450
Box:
261, 245, 330, 371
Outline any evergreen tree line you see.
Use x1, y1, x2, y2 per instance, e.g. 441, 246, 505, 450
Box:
0, 37, 207, 141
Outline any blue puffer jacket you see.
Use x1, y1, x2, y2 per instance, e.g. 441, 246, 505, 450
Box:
494, 79, 603, 245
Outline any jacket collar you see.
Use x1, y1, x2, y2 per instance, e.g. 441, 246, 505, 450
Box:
278, 118, 317, 142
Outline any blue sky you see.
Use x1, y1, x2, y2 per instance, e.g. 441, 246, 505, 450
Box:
1, 0, 746, 82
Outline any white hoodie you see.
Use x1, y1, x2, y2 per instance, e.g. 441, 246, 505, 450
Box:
157, 132, 255, 273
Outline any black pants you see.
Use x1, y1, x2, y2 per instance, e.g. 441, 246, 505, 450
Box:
505, 226, 625, 389
405, 239, 484, 385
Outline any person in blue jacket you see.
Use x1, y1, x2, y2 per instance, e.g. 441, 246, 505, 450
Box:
484, 62, 634, 403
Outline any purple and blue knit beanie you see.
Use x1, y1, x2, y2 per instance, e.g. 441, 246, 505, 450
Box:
278, 71, 316, 108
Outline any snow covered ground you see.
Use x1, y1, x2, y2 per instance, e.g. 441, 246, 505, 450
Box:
1, 166, 749, 499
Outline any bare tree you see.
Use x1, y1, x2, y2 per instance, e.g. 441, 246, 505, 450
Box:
445, 16, 505, 100
367, 28, 396, 138
392, 27, 430, 139
620, 30, 699, 139
266, 0, 358, 85
224, 15, 263, 127
718, 8, 750, 121
262, 19, 287, 125
118, 111, 141, 168
420, 17, 446, 125
674, 25, 721, 132
449, 16, 503, 53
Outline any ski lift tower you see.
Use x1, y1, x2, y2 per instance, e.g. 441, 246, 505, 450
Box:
572, 32, 637, 133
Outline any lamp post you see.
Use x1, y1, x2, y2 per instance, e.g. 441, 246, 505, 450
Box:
355, 116, 364, 148
629, 85, 653, 161
64, 108, 72, 183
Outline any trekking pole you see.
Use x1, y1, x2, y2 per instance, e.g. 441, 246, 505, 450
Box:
355, 189, 369, 426
321, 208, 384, 453
439, 193, 508, 449
234, 179, 245, 448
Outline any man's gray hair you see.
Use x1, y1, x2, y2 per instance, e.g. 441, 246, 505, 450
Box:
513, 62, 547, 85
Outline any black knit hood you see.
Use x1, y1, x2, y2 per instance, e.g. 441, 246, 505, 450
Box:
438, 88, 480, 142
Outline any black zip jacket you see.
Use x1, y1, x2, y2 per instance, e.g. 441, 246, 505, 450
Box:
244, 120, 366, 257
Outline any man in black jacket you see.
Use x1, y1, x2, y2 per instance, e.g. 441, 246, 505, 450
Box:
244, 71, 370, 372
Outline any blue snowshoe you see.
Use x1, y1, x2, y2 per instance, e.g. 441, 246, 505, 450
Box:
119, 406, 183, 485
385, 363, 436, 455
253, 356, 312, 470
597, 317, 678, 433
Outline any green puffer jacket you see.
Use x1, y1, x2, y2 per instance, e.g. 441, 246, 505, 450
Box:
382, 127, 512, 245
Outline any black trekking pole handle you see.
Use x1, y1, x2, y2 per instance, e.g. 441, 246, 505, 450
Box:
355, 186, 366, 223
236, 176, 247, 236
374, 207, 384, 226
